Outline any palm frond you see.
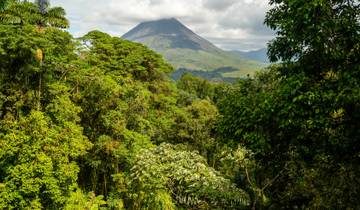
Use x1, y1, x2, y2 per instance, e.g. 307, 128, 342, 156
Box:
47, 7, 66, 17
46, 16, 68, 28
0, 13, 21, 24
46, 7, 69, 28
1, 2, 37, 25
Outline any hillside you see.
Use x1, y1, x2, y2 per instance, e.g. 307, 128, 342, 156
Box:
122, 18, 265, 80
230, 48, 269, 63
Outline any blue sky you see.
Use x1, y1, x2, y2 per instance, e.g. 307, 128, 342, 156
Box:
51, 0, 274, 51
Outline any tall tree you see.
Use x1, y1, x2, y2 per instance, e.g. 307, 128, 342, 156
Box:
0, 0, 68, 28
265, 0, 360, 76
34, 0, 68, 28
0, 17, 91, 209
219, 0, 360, 209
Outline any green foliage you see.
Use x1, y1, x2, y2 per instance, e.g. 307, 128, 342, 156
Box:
127, 144, 250, 209
219, 63, 360, 208
73, 30, 181, 197
0, 2, 252, 209
265, 0, 359, 75
169, 99, 219, 161
0, 109, 90, 209
0, 23, 77, 115
177, 73, 231, 105
0, 0, 68, 28
1, 1, 358, 209
0, 0, 10, 12
0, 3, 88, 208
262, 5, 359, 209
64, 189, 106, 210
177, 73, 216, 101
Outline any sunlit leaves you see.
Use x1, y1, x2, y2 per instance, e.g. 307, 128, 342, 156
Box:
129, 144, 250, 209
0, 111, 91, 209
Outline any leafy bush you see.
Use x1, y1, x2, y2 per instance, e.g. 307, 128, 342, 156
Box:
128, 144, 250, 209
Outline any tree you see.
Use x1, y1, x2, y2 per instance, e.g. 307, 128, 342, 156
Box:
74, 31, 179, 199
0, 105, 91, 209
218, 65, 360, 209
0, 17, 91, 209
0, 0, 68, 28
64, 189, 106, 210
34, 0, 68, 28
168, 99, 219, 163
177, 73, 230, 105
217, 1, 360, 208
265, 0, 359, 76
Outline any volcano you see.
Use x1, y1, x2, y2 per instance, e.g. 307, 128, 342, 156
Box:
122, 18, 265, 80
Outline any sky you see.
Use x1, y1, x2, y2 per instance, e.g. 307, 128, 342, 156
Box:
51, 0, 274, 51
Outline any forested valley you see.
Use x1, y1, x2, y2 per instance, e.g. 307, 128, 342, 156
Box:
0, 0, 359, 209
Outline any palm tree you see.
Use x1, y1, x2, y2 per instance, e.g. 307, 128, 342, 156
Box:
34, 0, 68, 28
40, 6, 68, 28
0, 0, 68, 28
31, 0, 69, 110
0, 0, 69, 110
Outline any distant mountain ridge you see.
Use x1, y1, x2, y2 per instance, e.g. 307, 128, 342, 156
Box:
230, 48, 269, 63
122, 18, 266, 81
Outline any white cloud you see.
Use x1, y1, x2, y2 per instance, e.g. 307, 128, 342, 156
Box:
51, 0, 274, 51
203, 0, 237, 11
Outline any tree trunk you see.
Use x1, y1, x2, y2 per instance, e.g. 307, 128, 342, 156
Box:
37, 74, 42, 111
37, 61, 43, 111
